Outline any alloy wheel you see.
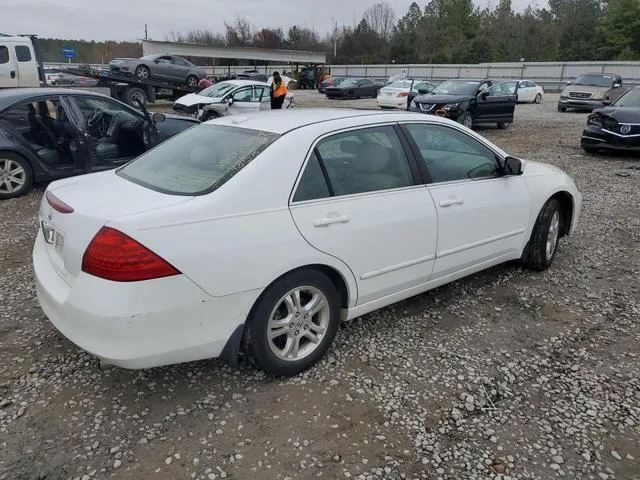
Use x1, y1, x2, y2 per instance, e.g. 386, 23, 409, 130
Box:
546, 211, 560, 260
267, 286, 331, 361
0, 159, 26, 194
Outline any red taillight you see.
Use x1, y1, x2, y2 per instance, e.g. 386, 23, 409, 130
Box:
82, 227, 180, 282
46, 191, 74, 213
398, 92, 410, 97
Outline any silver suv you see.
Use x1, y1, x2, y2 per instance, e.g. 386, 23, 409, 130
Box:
558, 73, 624, 112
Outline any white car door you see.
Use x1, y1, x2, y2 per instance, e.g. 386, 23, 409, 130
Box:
401, 122, 530, 281
518, 81, 535, 102
227, 86, 260, 115
255, 85, 272, 111
0, 45, 18, 88
289, 125, 438, 306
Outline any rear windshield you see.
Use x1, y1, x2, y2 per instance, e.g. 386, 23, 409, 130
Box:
117, 124, 279, 195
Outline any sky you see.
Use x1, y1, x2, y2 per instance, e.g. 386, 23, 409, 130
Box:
1, 0, 544, 42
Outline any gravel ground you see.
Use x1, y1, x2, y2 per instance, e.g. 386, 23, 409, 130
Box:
1, 93, 639, 480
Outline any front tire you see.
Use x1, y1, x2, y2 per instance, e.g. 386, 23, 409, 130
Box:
497, 122, 510, 129
245, 269, 341, 377
557, 104, 566, 112
582, 144, 599, 154
135, 65, 150, 80
457, 111, 473, 129
0, 152, 33, 200
534, 94, 542, 104
521, 198, 562, 271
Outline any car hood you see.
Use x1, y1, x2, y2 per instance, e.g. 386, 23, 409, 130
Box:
412, 93, 473, 104
175, 93, 222, 107
561, 85, 611, 96
590, 106, 640, 123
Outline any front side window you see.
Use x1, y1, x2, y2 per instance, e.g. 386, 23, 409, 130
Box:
232, 87, 254, 102
312, 126, 414, 197
404, 123, 501, 183
70, 96, 139, 127
117, 125, 279, 195
15, 45, 32, 62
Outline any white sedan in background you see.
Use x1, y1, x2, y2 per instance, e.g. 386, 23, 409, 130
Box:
173, 78, 295, 121
34, 109, 581, 377
517, 80, 545, 103
377, 78, 437, 109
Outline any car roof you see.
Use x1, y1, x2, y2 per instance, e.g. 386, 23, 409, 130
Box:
205, 108, 460, 135
0, 87, 108, 111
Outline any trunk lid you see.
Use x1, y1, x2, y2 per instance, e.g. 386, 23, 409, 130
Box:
38, 170, 192, 283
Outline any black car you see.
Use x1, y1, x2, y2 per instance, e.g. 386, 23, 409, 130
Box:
325, 78, 384, 100
409, 79, 519, 129
0, 88, 199, 199
581, 86, 640, 154
318, 76, 346, 93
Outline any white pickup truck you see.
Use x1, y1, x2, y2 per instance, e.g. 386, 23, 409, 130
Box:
0, 35, 40, 88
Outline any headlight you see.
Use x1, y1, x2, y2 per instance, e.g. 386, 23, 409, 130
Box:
444, 102, 460, 109
410, 100, 417, 109
587, 115, 602, 127
591, 92, 604, 100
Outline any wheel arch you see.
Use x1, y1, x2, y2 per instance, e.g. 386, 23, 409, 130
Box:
221, 263, 353, 366
549, 190, 574, 237
0, 148, 36, 177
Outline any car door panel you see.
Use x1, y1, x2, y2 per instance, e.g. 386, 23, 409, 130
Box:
288, 125, 438, 305
476, 81, 518, 123
227, 86, 259, 115
401, 122, 530, 279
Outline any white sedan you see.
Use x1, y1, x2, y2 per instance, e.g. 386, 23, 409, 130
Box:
173, 79, 294, 121
517, 80, 545, 103
377, 79, 437, 109
34, 109, 582, 377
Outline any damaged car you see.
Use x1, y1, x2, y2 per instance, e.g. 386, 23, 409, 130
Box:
173, 79, 295, 121
581, 85, 640, 154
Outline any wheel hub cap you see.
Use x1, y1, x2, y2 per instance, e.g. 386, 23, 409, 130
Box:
0, 159, 26, 194
546, 211, 560, 260
267, 286, 330, 361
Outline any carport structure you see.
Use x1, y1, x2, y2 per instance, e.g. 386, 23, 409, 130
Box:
140, 39, 326, 76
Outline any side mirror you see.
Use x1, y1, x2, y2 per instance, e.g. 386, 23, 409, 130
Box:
227, 97, 234, 105
152, 112, 166, 123
566, 80, 572, 85
504, 156, 523, 176
417, 88, 428, 95
479, 90, 490, 99
613, 83, 621, 88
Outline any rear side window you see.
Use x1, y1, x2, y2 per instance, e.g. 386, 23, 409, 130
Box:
0, 46, 8, 64
117, 124, 279, 195
15, 45, 32, 62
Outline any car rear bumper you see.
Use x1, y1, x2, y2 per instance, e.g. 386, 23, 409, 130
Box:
559, 97, 605, 110
581, 126, 640, 152
33, 232, 258, 369
377, 96, 407, 109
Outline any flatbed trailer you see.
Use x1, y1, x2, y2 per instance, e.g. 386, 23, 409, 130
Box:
62, 66, 198, 107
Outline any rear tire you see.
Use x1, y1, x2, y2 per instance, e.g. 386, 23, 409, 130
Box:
0, 152, 33, 200
244, 269, 341, 377
521, 198, 562, 271
124, 87, 147, 109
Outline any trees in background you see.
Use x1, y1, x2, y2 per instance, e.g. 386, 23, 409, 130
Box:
36, 0, 640, 64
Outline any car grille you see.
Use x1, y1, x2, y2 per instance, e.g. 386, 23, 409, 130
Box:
568, 91, 593, 99
419, 103, 435, 112
172, 103, 197, 115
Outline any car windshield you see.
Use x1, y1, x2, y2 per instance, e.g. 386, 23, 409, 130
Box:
431, 80, 481, 95
573, 74, 613, 87
612, 88, 640, 108
117, 125, 280, 196
198, 82, 238, 98
140, 55, 159, 61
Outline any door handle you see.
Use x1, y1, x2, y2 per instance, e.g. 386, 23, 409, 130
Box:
439, 198, 464, 207
314, 214, 349, 227
10, 71, 16, 79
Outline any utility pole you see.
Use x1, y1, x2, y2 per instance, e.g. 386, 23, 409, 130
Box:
331, 17, 338, 58
144, 24, 148, 40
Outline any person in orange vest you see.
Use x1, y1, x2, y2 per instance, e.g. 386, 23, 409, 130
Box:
270, 71, 288, 109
